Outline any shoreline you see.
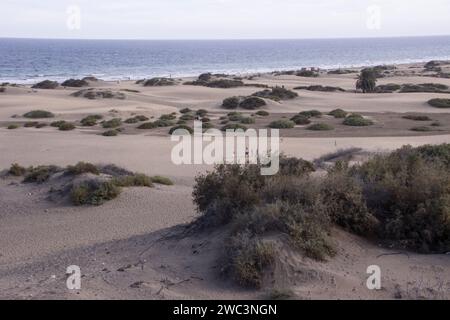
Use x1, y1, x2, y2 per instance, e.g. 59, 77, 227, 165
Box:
3, 58, 450, 85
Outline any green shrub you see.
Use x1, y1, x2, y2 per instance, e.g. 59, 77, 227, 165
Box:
269, 120, 295, 129
351, 145, 450, 252
299, 110, 322, 118
151, 176, 174, 185
356, 68, 377, 93
24, 165, 61, 183
9, 163, 27, 176
58, 122, 76, 131
103, 130, 119, 136
24, 121, 39, 128
36, 123, 47, 128
138, 122, 157, 130
124, 115, 148, 124
256, 111, 269, 117
180, 114, 195, 121
241, 117, 255, 124
102, 118, 122, 128
66, 162, 100, 175
51, 120, 67, 128
160, 114, 177, 121
153, 119, 175, 127
7, 124, 19, 130
71, 180, 121, 206
252, 87, 298, 101
410, 126, 432, 132
328, 109, 348, 118
343, 115, 374, 126
239, 97, 266, 110
307, 123, 334, 131
225, 232, 276, 288
222, 97, 240, 109
290, 115, 311, 125
428, 98, 450, 108
169, 125, 194, 135
112, 174, 154, 188
228, 112, 244, 122
32, 80, 59, 89
196, 109, 208, 117
403, 115, 432, 121
180, 108, 192, 114
23, 110, 55, 119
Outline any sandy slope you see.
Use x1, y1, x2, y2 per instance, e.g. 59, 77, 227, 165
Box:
0, 62, 449, 300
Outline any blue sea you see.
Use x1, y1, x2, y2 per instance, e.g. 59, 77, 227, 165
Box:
1, 36, 450, 84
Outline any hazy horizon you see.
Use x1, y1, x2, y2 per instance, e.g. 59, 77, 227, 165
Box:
2, 0, 450, 40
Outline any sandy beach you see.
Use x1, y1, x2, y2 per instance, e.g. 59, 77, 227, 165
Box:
0, 61, 449, 300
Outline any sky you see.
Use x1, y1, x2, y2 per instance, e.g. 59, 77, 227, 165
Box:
1, 0, 450, 40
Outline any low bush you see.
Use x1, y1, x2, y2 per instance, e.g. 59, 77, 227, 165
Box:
71, 180, 121, 206
241, 117, 255, 124
410, 126, 432, 132
256, 111, 270, 117
24, 121, 39, 128
66, 162, 100, 176
343, 114, 374, 126
7, 124, 19, 130
151, 176, 174, 185
196, 109, 208, 117
138, 122, 158, 130
102, 118, 122, 129
180, 108, 192, 114
51, 120, 67, 128
142, 78, 176, 87
228, 112, 244, 122
153, 119, 175, 127
160, 114, 177, 121
428, 98, 450, 108
222, 97, 240, 109
290, 115, 311, 125
294, 85, 345, 92
252, 87, 298, 101
103, 130, 119, 136
32, 80, 59, 89
180, 114, 195, 121
402, 115, 432, 121
9, 163, 27, 176
269, 120, 295, 129
23, 110, 55, 119
307, 123, 334, 131
24, 165, 61, 183
240, 97, 266, 110
112, 173, 154, 188
58, 122, 76, 131
61, 79, 89, 87
81, 115, 103, 126
328, 109, 348, 118
299, 110, 322, 118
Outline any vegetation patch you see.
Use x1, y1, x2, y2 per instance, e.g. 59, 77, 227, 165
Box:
7, 124, 19, 130
307, 123, 334, 131
252, 87, 298, 101
328, 109, 348, 118
32, 80, 59, 89
269, 119, 295, 129
294, 85, 345, 92
58, 122, 76, 131
61, 79, 89, 87
23, 110, 55, 119
103, 130, 119, 136
299, 110, 322, 118
402, 115, 432, 121
428, 98, 450, 108
221, 123, 248, 131
256, 111, 270, 117
290, 115, 311, 125
151, 176, 174, 186
138, 122, 158, 130
102, 118, 122, 129
81, 115, 103, 126
343, 114, 374, 126
142, 78, 176, 87
169, 125, 194, 135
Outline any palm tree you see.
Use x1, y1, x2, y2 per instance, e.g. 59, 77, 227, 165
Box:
356, 68, 377, 93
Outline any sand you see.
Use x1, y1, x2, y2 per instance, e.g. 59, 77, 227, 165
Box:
0, 62, 449, 300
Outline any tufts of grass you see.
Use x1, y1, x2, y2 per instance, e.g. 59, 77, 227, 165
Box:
66, 162, 100, 176
112, 173, 154, 188
24, 165, 61, 183
9, 163, 27, 176
71, 180, 122, 206
151, 176, 174, 185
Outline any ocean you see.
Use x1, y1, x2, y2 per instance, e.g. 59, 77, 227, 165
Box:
1, 36, 450, 84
